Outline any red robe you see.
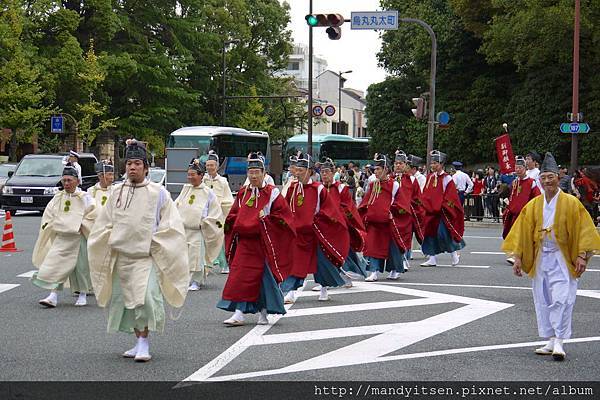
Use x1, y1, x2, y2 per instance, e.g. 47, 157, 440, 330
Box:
358, 178, 413, 258
222, 185, 295, 303
394, 173, 426, 243
421, 172, 465, 242
502, 177, 541, 238
286, 180, 349, 279
324, 182, 366, 252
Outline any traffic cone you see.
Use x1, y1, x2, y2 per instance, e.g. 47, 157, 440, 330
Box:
0, 212, 23, 252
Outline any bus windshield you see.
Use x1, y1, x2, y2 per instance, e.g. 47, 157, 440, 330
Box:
167, 135, 211, 154
320, 141, 369, 163
211, 135, 268, 157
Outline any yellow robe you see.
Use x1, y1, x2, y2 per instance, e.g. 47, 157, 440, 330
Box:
175, 183, 224, 271
87, 180, 189, 308
31, 189, 96, 286
502, 191, 600, 278
202, 174, 234, 216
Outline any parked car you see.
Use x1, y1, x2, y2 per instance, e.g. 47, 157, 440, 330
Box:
0, 163, 17, 207
1, 153, 98, 212
117, 167, 166, 185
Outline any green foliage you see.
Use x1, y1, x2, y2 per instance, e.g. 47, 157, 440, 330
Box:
370, 0, 600, 166
234, 86, 272, 133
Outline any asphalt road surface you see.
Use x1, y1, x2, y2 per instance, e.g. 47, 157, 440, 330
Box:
1, 212, 599, 382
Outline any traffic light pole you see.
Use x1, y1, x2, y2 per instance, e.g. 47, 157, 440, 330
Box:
570, 0, 580, 174
307, 0, 313, 156
400, 18, 437, 169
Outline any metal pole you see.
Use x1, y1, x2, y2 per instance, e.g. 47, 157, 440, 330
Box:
307, 0, 313, 156
222, 41, 226, 126
570, 0, 580, 174
338, 71, 342, 134
400, 18, 437, 169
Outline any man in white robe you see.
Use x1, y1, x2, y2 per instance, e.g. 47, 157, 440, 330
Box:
503, 152, 600, 361
175, 158, 224, 291
202, 150, 234, 273
88, 139, 188, 362
87, 160, 115, 207
32, 164, 96, 307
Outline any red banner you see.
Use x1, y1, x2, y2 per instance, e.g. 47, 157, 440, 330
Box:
494, 134, 515, 174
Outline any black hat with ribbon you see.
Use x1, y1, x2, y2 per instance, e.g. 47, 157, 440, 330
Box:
125, 139, 147, 163
207, 150, 219, 163
394, 150, 408, 163
95, 160, 114, 174
540, 152, 559, 175
188, 158, 205, 174
247, 152, 265, 170
296, 151, 314, 169
62, 163, 79, 179
373, 153, 390, 169
407, 155, 423, 167
515, 155, 526, 167
430, 150, 447, 164
320, 157, 336, 172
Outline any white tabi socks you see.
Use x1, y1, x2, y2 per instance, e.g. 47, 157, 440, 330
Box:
365, 271, 378, 282
420, 255, 437, 267
224, 309, 245, 326
451, 251, 460, 266
39, 291, 58, 308
284, 290, 297, 304
75, 292, 87, 306
257, 309, 269, 325
552, 338, 566, 361
134, 337, 151, 362
535, 337, 555, 355
318, 286, 329, 301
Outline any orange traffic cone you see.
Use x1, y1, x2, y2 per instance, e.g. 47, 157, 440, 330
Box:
0, 211, 23, 252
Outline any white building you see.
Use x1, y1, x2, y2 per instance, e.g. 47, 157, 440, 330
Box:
276, 43, 328, 90
313, 70, 367, 138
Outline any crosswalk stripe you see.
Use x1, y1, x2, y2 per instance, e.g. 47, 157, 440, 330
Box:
16, 270, 35, 278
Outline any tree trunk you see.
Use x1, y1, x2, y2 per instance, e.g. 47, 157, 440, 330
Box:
9, 130, 17, 162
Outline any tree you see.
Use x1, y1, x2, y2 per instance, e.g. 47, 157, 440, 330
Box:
235, 85, 272, 132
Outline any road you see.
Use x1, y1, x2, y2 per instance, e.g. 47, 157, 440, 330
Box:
1, 213, 599, 382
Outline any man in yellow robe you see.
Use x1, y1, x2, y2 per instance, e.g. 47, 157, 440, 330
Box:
88, 139, 188, 362
202, 150, 234, 273
503, 152, 600, 361
175, 159, 224, 291
32, 164, 96, 307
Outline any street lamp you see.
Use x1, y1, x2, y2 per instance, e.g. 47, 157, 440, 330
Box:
222, 39, 240, 126
338, 70, 352, 134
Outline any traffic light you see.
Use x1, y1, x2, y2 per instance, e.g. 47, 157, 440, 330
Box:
411, 97, 426, 119
305, 14, 345, 40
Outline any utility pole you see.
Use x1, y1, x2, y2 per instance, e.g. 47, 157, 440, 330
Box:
400, 18, 437, 169
222, 39, 239, 127
570, 0, 581, 174
338, 70, 352, 135
307, 0, 313, 156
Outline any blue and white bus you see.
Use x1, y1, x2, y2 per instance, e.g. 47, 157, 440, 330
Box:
166, 126, 270, 195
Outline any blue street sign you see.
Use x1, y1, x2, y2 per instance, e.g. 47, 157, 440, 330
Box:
51, 115, 63, 133
560, 122, 590, 134
436, 111, 450, 125
312, 105, 324, 117
324, 105, 336, 117
351, 11, 399, 30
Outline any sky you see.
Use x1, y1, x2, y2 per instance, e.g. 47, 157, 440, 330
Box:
283, 0, 388, 93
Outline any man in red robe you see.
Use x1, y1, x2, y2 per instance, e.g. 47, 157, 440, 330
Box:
281, 152, 350, 303
420, 150, 465, 267
503, 155, 541, 247
392, 151, 426, 269
359, 154, 413, 281
313, 158, 368, 289
218, 153, 295, 326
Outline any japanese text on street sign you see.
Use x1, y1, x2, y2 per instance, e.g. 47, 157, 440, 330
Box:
351, 11, 399, 30
494, 134, 515, 174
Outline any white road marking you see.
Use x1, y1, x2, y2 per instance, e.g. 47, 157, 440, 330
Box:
16, 270, 35, 278
463, 236, 502, 239
433, 264, 490, 269
471, 251, 505, 255
0, 283, 20, 295
0, 210, 38, 220
182, 281, 512, 382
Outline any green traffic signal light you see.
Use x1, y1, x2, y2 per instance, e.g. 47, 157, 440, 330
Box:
305, 14, 318, 26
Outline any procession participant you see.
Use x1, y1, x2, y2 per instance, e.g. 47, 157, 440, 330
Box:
526, 151, 543, 193
402, 154, 427, 265
281, 155, 298, 197
409, 155, 427, 192
502, 156, 541, 260
88, 139, 188, 362
420, 150, 465, 267
281, 152, 349, 303
243, 152, 275, 187
67, 150, 83, 184
312, 158, 368, 291
451, 161, 473, 206
87, 160, 115, 207
32, 164, 96, 307
502, 152, 600, 361
218, 153, 295, 326
175, 159, 224, 291
359, 154, 411, 281
202, 150, 234, 274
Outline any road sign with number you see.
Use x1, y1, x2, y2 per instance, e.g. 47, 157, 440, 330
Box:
324, 105, 336, 117
560, 122, 590, 134
51, 115, 63, 133
351, 11, 399, 30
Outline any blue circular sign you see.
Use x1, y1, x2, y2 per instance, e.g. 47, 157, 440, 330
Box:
324, 105, 336, 117
570, 123, 580, 133
436, 111, 450, 125
312, 105, 323, 117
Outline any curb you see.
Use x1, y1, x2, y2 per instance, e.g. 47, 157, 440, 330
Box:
464, 221, 503, 228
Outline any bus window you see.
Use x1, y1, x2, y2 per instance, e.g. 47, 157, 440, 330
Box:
168, 135, 211, 154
